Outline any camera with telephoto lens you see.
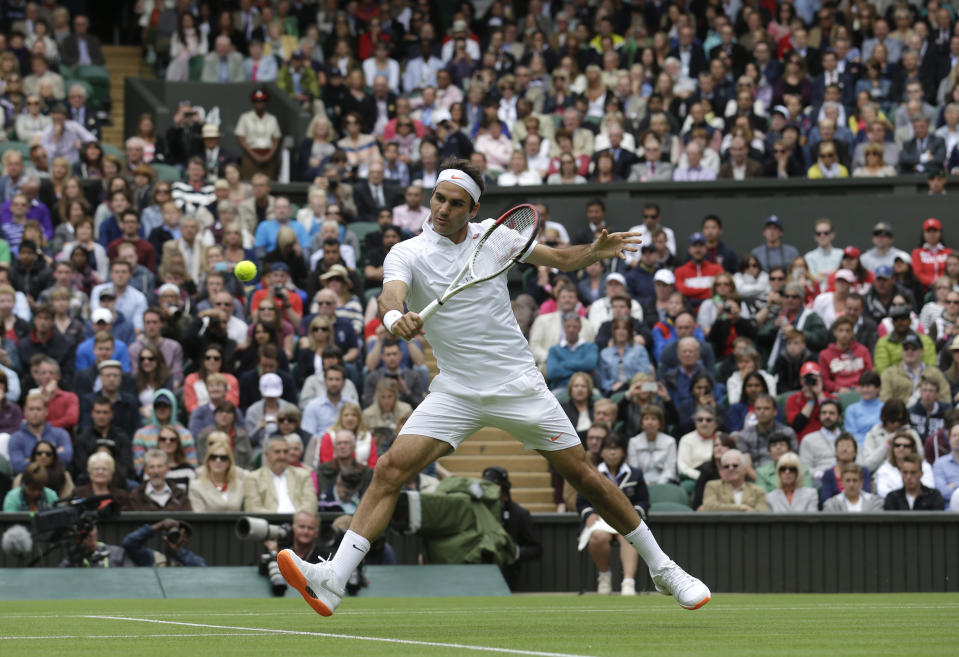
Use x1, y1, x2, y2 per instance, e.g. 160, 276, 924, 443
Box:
236, 517, 291, 596
803, 374, 818, 386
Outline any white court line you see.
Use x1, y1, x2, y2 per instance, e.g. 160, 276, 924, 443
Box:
0, 633, 274, 640
85, 615, 600, 657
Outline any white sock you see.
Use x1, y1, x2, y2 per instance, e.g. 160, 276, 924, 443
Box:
330, 530, 370, 588
623, 523, 669, 573
598, 570, 611, 578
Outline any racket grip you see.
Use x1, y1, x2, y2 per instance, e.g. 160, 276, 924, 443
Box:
418, 299, 441, 323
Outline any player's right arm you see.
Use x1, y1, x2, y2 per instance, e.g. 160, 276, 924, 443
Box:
379, 280, 423, 341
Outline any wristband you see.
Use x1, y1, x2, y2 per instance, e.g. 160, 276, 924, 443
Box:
383, 310, 403, 334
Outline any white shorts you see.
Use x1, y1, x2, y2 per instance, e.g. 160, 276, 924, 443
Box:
400, 369, 582, 452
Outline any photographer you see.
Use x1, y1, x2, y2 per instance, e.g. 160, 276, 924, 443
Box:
122, 518, 206, 567
264, 510, 322, 563
785, 362, 838, 442
59, 524, 133, 568
250, 263, 304, 328
165, 101, 203, 169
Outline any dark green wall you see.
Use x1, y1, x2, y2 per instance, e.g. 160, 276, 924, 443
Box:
3, 512, 955, 593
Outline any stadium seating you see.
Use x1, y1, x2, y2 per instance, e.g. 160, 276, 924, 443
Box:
647, 483, 691, 508
649, 502, 694, 514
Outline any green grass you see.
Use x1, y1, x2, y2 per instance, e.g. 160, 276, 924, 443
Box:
1, 594, 958, 657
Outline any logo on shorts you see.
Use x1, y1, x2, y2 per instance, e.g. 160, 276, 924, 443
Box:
550, 434, 562, 442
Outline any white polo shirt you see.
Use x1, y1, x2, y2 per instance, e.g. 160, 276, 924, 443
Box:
384, 218, 536, 395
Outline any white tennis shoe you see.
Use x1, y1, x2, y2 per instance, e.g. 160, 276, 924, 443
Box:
650, 560, 711, 610
277, 549, 344, 617
597, 571, 612, 594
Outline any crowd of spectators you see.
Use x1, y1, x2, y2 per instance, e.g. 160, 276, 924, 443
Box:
2, 2, 959, 556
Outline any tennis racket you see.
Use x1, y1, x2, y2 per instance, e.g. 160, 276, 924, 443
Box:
417, 203, 540, 322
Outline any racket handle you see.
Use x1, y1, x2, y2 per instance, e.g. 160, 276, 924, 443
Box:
418, 299, 441, 323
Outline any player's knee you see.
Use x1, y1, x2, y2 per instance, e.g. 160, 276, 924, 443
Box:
371, 452, 416, 490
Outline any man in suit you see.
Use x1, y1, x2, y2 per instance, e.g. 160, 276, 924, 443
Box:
66, 83, 100, 140
243, 436, 318, 513
628, 134, 673, 182
701, 449, 769, 511
823, 463, 884, 511
811, 50, 854, 109
191, 124, 239, 180
354, 161, 400, 222
59, 14, 106, 67
708, 23, 750, 78
201, 35, 247, 83
900, 114, 947, 174
592, 123, 638, 180
669, 24, 706, 80
863, 18, 904, 64
883, 453, 946, 510
788, 27, 822, 76
718, 136, 764, 179
752, 41, 783, 90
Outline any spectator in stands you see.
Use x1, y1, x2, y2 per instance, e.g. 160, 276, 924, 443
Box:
823, 463, 884, 512
597, 317, 652, 396
736, 392, 798, 469
818, 316, 873, 394
861, 223, 909, 274
766, 451, 819, 512
0, 150, 25, 203
72, 396, 134, 486
529, 284, 596, 367
844, 372, 884, 445
546, 313, 598, 392
907, 375, 951, 443
302, 364, 348, 436
9, 238, 51, 299
153, 425, 196, 490
189, 437, 246, 512
662, 337, 716, 425
244, 38, 277, 83
71, 450, 129, 507
305, 401, 377, 471
244, 371, 298, 438
362, 377, 411, 434
127, 448, 192, 511
759, 282, 828, 370
11, 438, 74, 499
32, 357, 77, 433
899, 115, 946, 175
674, 232, 723, 305
361, 337, 425, 408
678, 404, 722, 490
2, 461, 57, 512
38, 103, 96, 165
912, 218, 952, 291
798, 399, 844, 482
785, 362, 838, 442
15, 94, 50, 143
875, 431, 935, 499
626, 405, 677, 485
132, 389, 195, 472
883, 453, 945, 510
751, 216, 799, 272
244, 437, 315, 513
18, 302, 73, 381
702, 448, 768, 512
60, 14, 105, 67
880, 334, 947, 404
933, 423, 959, 509
235, 88, 281, 179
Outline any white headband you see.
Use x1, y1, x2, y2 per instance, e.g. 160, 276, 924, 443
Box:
436, 168, 481, 204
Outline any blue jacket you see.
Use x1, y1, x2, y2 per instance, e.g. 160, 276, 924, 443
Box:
625, 265, 657, 305
121, 524, 207, 567
597, 344, 652, 394
9, 422, 73, 474
546, 342, 598, 390
75, 337, 131, 372
820, 465, 872, 504
843, 397, 883, 445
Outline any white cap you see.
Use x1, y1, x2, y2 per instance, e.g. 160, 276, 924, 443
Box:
259, 372, 283, 398
158, 283, 180, 296
654, 269, 675, 285
92, 308, 113, 324
605, 272, 626, 286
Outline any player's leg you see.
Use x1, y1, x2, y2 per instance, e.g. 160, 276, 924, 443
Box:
540, 445, 710, 609
278, 434, 449, 617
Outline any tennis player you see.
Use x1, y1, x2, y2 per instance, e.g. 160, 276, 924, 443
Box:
279, 158, 710, 614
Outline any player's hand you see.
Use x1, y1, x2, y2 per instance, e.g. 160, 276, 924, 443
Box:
390, 311, 424, 340
593, 229, 643, 261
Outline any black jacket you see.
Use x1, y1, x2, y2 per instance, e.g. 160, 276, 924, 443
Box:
883, 485, 945, 511
9, 259, 52, 300
78, 390, 141, 439
72, 425, 134, 485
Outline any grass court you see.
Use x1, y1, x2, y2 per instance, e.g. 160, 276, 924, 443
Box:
2, 592, 957, 656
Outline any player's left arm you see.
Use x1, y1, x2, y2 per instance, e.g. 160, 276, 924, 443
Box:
525, 230, 643, 272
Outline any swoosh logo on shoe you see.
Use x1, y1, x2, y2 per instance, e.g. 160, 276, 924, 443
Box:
319, 577, 343, 598
550, 434, 561, 442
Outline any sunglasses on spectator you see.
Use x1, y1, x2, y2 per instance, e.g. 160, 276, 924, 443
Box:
205, 354, 222, 361
316, 300, 334, 305
815, 231, 831, 236
695, 417, 715, 423
313, 326, 330, 332
778, 466, 798, 473
769, 275, 785, 281
140, 355, 156, 362
722, 463, 740, 470
643, 214, 659, 219
208, 454, 230, 462
784, 293, 802, 299
260, 305, 275, 310
158, 435, 178, 443
893, 442, 913, 448
278, 417, 297, 423
35, 450, 54, 457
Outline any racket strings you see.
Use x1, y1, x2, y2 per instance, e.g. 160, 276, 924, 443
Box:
470, 206, 538, 280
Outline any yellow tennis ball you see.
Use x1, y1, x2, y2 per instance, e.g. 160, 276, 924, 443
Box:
235, 260, 258, 282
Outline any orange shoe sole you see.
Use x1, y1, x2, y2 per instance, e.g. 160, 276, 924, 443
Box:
276, 550, 333, 617
681, 595, 711, 610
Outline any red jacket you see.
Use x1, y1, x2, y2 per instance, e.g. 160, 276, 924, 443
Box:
46, 388, 79, 434
674, 260, 723, 301
785, 390, 838, 441
818, 342, 873, 393
912, 244, 953, 289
